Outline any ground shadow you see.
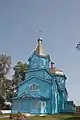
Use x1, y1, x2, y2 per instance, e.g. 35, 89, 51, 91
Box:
65, 117, 80, 120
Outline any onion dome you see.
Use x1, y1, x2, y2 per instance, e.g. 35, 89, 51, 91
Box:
49, 62, 65, 76
35, 37, 48, 57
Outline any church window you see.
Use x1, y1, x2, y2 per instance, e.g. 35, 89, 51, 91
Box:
29, 83, 39, 91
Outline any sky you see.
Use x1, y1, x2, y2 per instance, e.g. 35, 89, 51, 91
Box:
0, 0, 80, 105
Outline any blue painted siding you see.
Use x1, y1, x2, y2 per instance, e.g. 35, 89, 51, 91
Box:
25, 72, 34, 79
25, 70, 51, 80
64, 101, 76, 113
39, 58, 49, 69
29, 53, 39, 69
44, 71, 52, 79
18, 82, 29, 97
18, 77, 51, 99
54, 92, 58, 113
12, 99, 21, 113
28, 52, 49, 70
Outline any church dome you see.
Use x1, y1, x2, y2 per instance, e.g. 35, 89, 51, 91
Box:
49, 67, 64, 75
34, 37, 49, 57
54, 68, 64, 75
49, 62, 65, 76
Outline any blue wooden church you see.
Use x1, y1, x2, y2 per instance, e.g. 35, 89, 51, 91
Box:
12, 38, 75, 114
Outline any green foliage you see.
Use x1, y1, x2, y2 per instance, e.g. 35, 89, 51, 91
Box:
0, 60, 28, 107
28, 115, 80, 120
7, 61, 29, 102
12, 61, 28, 86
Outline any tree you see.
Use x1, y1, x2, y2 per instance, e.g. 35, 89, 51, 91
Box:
0, 96, 5, 109
0, 54, 11, 97
5, 79, 13, 102
12, 61, 28, 87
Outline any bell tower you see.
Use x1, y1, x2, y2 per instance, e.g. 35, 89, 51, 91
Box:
34, 37, 50, 69
28, 37, 50, 69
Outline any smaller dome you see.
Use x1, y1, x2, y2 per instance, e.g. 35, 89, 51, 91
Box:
49, 67, 64, 76
55, 68, 64, 75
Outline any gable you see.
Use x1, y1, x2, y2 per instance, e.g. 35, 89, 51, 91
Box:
17, 76, 51, 98
44, 69, 52, 79
28, 52, 38, 61
28, 51, 50, 70
28, 52, 39, 69
28, 51, 50, 61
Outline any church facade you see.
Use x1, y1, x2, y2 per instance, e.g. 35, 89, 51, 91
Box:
12, 38, 75, 114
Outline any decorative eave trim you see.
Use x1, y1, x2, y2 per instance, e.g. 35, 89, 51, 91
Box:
28, 51, 50, 61
18, 91, 50, 100
17, 75, 52, 88
26, 68, 52, 77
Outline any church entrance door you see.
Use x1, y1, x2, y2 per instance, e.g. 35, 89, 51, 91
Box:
41, 101, 47, 114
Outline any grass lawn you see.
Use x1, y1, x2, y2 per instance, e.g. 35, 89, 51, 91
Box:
28, 114, 80, 120
0, 114, 80, 120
